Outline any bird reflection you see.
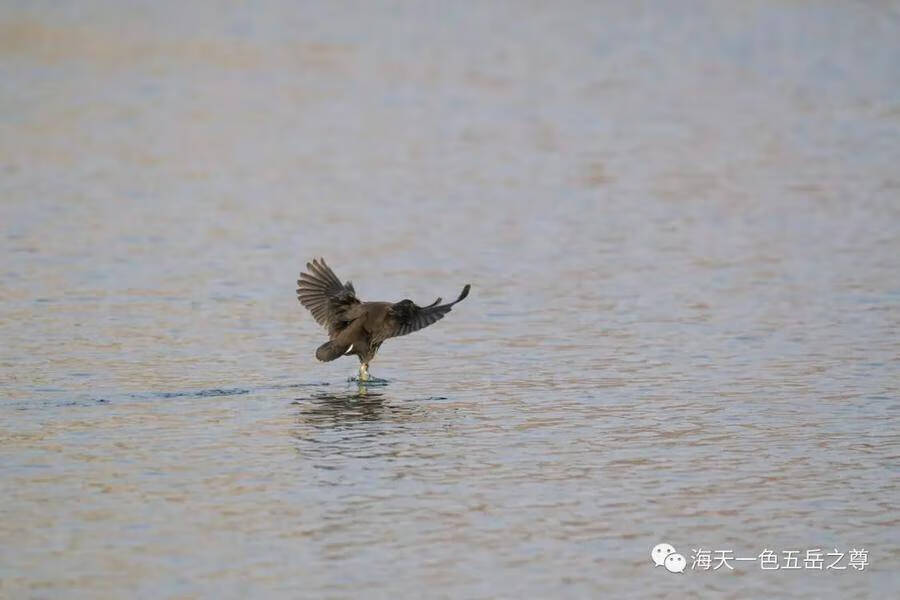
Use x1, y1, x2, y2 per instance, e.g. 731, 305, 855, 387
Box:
291, 383, 434, 465
295, 387, 390, 427
292, 379, 434, 428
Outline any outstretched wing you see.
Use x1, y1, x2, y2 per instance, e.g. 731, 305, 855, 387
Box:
376, 284, 470, 342
296, 258, 360, 336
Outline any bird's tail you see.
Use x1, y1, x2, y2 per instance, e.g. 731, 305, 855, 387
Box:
316, 341, 350, 362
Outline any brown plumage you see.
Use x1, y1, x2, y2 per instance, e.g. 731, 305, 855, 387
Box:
296, 258, 471, 380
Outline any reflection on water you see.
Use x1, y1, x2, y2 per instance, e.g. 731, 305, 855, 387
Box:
292, 388, 438, 461
1, 0, 898, 598
295, 389, 391, 427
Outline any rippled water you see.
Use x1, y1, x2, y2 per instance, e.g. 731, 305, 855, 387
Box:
2, 1, 899, 597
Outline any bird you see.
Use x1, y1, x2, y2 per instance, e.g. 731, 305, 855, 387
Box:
296, 258, 471, 381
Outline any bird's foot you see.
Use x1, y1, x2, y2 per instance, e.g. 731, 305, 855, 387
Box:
349, 364, 388, 386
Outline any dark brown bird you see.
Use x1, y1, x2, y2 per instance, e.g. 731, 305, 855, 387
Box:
296, 258, 470, 381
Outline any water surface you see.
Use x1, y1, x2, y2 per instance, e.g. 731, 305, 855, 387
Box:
1, 1, 899, 597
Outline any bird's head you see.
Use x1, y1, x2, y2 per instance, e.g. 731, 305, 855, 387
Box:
390, 299, 417, 318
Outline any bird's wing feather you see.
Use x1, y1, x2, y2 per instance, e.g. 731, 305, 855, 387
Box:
376, 284, 470, 342
296, 258, 360, 336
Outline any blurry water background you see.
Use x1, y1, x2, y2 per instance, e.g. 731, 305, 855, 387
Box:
1, 0, 899, 598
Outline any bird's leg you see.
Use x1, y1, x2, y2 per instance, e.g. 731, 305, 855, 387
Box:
358, 363, 370, 382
